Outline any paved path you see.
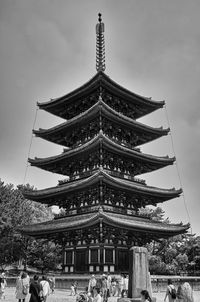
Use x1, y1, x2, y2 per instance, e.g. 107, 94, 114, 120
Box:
2, 288, 200, 302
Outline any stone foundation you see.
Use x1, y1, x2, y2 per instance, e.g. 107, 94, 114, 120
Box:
117, 298, 156, 302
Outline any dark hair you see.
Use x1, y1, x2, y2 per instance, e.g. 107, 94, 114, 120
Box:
93, 287, 100, 294
33, 275, 39, 281
141, 290, 152, 302
21, 272, 27, 279
42, 275, 47, 280
168, 279, 172, 285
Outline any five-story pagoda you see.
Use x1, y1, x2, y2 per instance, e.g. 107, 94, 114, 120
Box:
22, 14, 189, 274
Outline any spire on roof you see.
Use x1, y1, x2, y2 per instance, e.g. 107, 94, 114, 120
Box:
96, 13, 105, 72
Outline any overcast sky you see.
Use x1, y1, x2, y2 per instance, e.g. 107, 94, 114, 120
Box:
0, 0, 200, 234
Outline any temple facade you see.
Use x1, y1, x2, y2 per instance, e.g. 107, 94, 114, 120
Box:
22, 14, 189, 274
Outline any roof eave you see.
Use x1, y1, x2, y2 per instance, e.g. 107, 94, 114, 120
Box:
23, 170, 182, 202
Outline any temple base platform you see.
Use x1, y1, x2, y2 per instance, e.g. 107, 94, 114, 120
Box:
117, 298, 156, 302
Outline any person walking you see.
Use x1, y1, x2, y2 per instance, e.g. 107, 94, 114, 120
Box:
88, 275, 97, 297
40, 276, 51, 302
74, 281, 78, 295
15, 272, 29, 302
164, 279, 177, 302
70, 282, 76, 296
29, 275, 42, 302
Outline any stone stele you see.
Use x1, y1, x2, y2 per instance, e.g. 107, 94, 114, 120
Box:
118, 246, 154, 302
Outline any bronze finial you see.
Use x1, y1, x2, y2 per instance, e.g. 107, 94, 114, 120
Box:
96, 13, 105, 72
98, 13, 102, 23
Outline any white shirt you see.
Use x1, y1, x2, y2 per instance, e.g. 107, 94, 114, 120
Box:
124, 277, 129, 290
40, 280, 51, 296
93, 293, 102, 302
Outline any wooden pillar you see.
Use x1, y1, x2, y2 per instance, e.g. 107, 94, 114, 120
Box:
61, 239, 66, 273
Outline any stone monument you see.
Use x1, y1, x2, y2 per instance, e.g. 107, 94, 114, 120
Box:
118, 246, 153, 302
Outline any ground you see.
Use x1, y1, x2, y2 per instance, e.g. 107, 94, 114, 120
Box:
2, 288, 200, 302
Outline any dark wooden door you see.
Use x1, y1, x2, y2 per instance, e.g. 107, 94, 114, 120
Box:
117, 249, 129, 272
75, 249, 87, 272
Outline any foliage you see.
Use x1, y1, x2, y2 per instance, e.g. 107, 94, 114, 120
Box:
149, 255, 167, 274
27, 239, 62, 273
0, 179, 54, 270
176, 253, 189, 270
142, 206, 200, 275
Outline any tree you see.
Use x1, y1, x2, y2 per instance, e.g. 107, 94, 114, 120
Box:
148, 255, 167, 275
165, 247, 177, 263
0, 180, 53, 269
139, 206, 167, 222
27, 239, 62, 273
176, 253, 189, 272
143, 206, 196, 275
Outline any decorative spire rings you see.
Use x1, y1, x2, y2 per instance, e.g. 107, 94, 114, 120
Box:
96, 13, 106, 72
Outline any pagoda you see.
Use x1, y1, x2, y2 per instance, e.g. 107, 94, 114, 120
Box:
22, 14, 189, 274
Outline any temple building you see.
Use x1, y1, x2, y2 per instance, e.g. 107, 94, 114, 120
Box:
22, 14, 189, 274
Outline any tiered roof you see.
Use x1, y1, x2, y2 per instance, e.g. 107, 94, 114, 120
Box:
28, 132, 175, 176
24, 168, 182, 205
34, 99, 169, 147
22, 14, 189, 240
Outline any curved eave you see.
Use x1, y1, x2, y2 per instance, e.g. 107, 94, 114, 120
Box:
29, 133, 175, 168
34, 100, 100, 136
101, 73, 164, 109
103, 170, 182, 199
19, 210, 189, 238
103, 212, 189, 236
34, 100, 169, 141
37, 73, 100, 109
23, 169, 182, 203
37, 71, 164, 113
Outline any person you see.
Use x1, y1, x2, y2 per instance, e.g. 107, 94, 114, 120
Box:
118, 273, 125, 297
111, 277, 117, 297
49, 276, 55, 294
164, 279, 176, 302
1, 272, 6, 284
101, 275, 107, 302
29, 275, 42, 302
40, 276, 51, 302
93, 287, 102, 302
88, 275, 97, 295
16, 272, 29, 302
76, 287, 90, 302
0, 276, 6, 299
70, 282, 76, 296
107, 273, 112, 297
177, 281, 194, 302
74, 281, 78, 295
25, 272, 30, 285
124, 275, 129, 297
141, 290, 152, 302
